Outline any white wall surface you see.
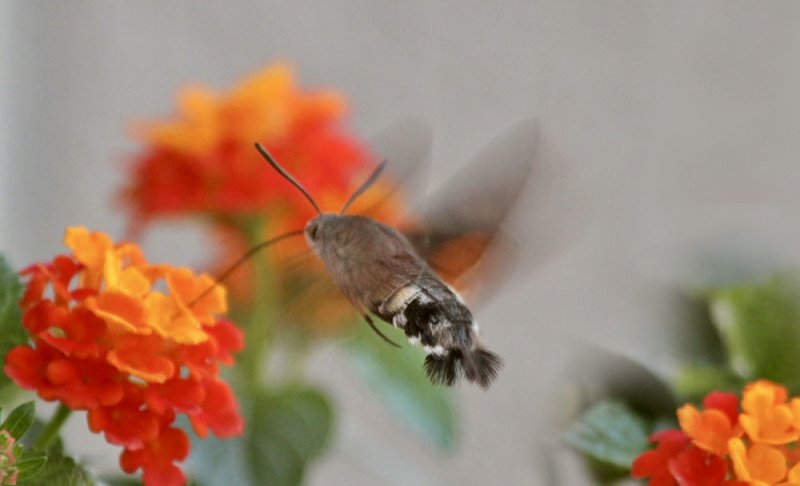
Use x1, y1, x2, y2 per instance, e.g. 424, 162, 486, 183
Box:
4, 2, 800, 485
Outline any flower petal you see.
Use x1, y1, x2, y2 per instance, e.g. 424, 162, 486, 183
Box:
107, 334, 174, 383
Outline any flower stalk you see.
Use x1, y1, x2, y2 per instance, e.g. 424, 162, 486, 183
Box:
238, 220, 278, 391
34, 404, 71, 451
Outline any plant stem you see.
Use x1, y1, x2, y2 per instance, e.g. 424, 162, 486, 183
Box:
238, 219, 277, 391
34, 404, 70, 450
285, 336, 312, 383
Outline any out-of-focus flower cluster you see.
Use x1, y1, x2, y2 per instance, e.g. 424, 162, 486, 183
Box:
4, 227, 243, 486
122, 63, 373, 231
632, 380, 800, 486
121, 62, 409, 334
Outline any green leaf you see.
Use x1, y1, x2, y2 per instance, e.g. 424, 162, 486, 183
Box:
672, 364, 743, 402
671, 291, 727, 365
0, 255, 27, 389
243, 385, 334, 486
1, 401, 35, 440
0, 256, 23, 328
98, 479, 142, 486
564, 400, 650, 470
19, 442, 94, 486
15, 451, 46, 480
344, 323, 458, 450
708, 274, 800, 392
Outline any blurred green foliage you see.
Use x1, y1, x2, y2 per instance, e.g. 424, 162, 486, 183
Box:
187, 384, 334, 486
346, 323, 458, 450
0, 256, 28, 397
709, 275, 800, 392
564, 401, 649, 481
245, 386, 334, 486
0, 402, 94, 486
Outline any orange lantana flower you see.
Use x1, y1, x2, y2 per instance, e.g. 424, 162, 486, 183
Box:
678, 404, 741, 456
5, 227, 243, 486
633, 383, 800, 486
728, 438, 790, 486
122, 63, 373, 230
740, 381, 800, 445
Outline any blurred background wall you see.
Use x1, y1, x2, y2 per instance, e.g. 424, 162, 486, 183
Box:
4, 2, 800, 484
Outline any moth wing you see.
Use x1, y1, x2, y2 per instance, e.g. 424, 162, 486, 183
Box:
344, 118, 432, 224
280, 272, 354, 332
404, 120, 540, 298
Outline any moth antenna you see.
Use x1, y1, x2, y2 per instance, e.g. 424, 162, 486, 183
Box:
254, 143, 322, 215
340, 159, 388, 214
363, 314, 401, 348
188, 229, 305, 307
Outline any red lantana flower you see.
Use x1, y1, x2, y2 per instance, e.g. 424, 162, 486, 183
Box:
121, 63, 374, 230
4, 227, 244, 486
631, 429, 692, 486
668, 445, 727, 486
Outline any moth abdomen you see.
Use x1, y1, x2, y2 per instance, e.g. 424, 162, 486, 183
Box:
377, 276, 503, 388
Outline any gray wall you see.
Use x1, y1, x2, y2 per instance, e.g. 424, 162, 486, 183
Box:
4, 2, 800, 485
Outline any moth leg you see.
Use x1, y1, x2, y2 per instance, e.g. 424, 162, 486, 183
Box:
363, 314, 401, 348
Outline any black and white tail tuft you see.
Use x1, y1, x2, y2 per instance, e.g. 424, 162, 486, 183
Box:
424, 347, 502, 389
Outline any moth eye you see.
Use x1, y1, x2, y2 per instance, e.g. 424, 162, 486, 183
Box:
308, 224, 318, 240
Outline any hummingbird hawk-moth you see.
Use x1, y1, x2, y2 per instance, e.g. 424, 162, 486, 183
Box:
201, 120, 538, 388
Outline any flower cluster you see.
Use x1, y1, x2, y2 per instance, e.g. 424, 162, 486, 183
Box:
4, 227, 244, 486
632, 381, 800, 486
122, 63, 374, 230
121, 62, 410, 333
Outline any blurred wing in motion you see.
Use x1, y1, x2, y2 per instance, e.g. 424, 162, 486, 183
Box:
343, 118, 432, 223
405, 120, 540, 297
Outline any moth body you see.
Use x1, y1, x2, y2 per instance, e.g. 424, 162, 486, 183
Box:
245, 120, 538, 389
305, 214, 501, 388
